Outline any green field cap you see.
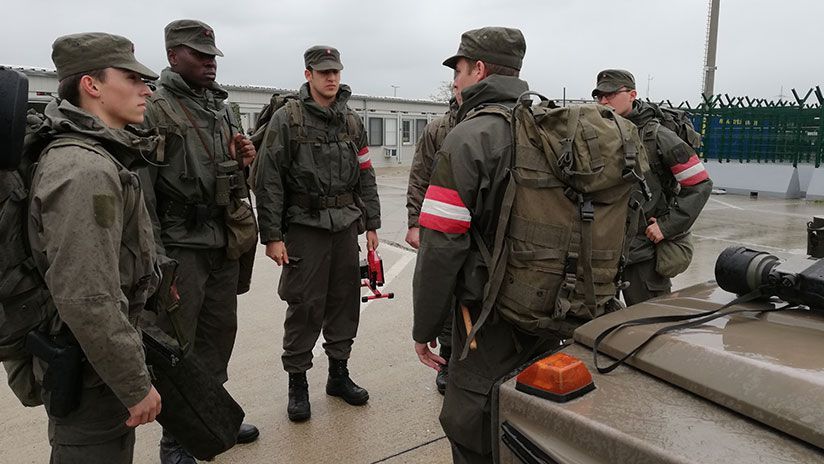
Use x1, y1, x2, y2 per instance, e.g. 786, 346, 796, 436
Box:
165, 19, 223, 56
592, 69, 636, 98
304, 45, 343, 71
443, 27, 526, 71
52, 32, 158, 81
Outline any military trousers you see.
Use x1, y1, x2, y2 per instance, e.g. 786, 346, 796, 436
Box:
278, 222, 360, 373
622, 258, 672, 307
158, 246, 239, 384
44, 382, 135, 464
440, 304, 562, 463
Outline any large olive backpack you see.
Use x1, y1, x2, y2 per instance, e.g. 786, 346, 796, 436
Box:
461, 93, 650, 359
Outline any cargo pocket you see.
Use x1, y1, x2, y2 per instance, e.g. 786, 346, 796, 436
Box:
277, 259, 307, 304
439, 364, 495, 454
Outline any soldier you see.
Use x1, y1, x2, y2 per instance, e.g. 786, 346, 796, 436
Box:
592, 70, 712, 305
412, 27, 562, 464
405, 96, 457, 395
139, 19, 258, 463
26, 32, 162, 463
253, 45, 381, 422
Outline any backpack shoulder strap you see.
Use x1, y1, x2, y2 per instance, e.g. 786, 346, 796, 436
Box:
344, 108, 364, 143
150, 95, 189, 129
463, 103, 512, 123
284, 99, 307, 141
44, 136, 131, 180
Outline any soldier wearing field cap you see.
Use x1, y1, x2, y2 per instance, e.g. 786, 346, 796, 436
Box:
253, 45, 380, 422
592, 69, 712, 305
412, 27, 563, 463
139, 19, 259, 464
22, 32, 162, 463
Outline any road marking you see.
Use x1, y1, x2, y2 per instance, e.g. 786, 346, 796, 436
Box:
312, 245, 416, 356
692, 233, 806, 255
709, 198, 743, 210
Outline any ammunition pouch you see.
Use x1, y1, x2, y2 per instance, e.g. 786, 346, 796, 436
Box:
288, 192, 355, 210
24, 330, 83, 418
143, 327, 244, 461
655, 231, 694, 278
224, 196, 258, 261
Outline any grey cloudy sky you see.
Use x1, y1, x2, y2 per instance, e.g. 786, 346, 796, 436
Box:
3, 0, 822, 104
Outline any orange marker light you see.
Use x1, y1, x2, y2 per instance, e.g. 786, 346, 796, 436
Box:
515, 352, 595, 402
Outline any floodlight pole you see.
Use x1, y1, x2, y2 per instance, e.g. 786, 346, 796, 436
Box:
702, 0, 721, 100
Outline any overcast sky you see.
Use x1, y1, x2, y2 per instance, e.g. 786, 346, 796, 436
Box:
3, 0, 822, 105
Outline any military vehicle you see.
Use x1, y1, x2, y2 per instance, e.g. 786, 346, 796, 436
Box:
496, 217, 824, 463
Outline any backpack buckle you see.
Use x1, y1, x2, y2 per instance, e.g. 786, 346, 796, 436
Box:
640, 179, 652, 201
580, 199, 595, 222
564, 253, 578, 275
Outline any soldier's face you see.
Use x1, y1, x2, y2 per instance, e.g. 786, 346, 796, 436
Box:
305, 69, 341, 101
92, 68, 153, 128
596, 88, 637, 116
168, 46, 217, 89
452, 58, 483, 105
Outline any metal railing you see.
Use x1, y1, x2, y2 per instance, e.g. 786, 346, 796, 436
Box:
658, 87, 824, 167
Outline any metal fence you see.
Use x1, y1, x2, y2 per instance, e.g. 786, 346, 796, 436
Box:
661, 87, 824, 167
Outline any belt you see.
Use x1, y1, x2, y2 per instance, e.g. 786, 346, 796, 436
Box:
160, 199, 224, 221
288, 192, 355, 210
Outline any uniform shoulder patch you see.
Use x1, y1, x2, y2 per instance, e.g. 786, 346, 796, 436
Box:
93, 194, 116, 228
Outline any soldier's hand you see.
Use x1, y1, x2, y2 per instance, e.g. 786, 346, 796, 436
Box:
366, 230, 379, 251
126, 386, 162, 428
646, 217, 664, 244
230, 133, 256, 168
266, 241, 289, 266
405, 227, 420, 249
415, 341, 446, 371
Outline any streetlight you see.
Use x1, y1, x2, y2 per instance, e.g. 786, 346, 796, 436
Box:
390, 85, 400, 97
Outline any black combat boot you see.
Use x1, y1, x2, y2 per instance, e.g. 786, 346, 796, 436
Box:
159, 436, 196, 464
326, 358, 369, 405
435, 348, 451, 395
287, 372, 311, 422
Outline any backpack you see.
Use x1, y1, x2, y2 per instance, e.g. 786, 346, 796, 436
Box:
248, 91, 365, 194
250, 91, 364, 151
249, 92, 299, 150
0, 113, 116, 363
461, 92, 650, 359
647, 102, 702, 151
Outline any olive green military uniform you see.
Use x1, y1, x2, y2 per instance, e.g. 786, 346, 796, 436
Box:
254, 79, 380, 373
623, 99, 712, 305
413, 28, 561, 464
20, 33, 161, 464
406, 98, 458, 353
140, 68, 242, 384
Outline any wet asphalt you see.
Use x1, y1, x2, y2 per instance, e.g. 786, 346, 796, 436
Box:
1, 166, 821, 463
